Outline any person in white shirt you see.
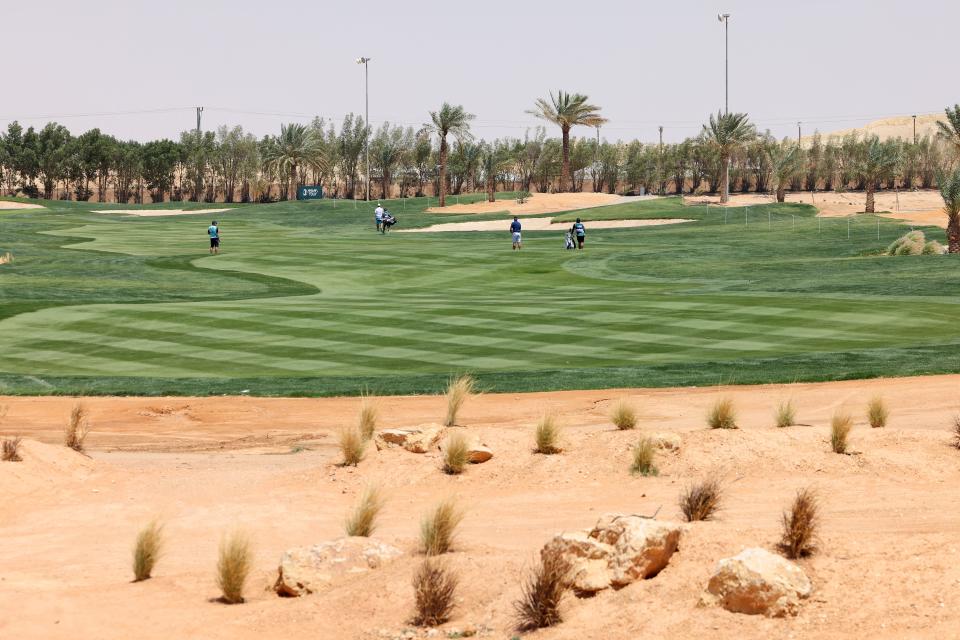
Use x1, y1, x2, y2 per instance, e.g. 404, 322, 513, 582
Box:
374, 204, 385, 231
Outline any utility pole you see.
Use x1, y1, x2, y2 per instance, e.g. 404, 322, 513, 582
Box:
356, 57, 372, 201
659, 125, 665, 195
912, 114, 917, 144
196, 106, 203, 135
797, 121, 801, 147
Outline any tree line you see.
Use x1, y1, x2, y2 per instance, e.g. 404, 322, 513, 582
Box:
2, 97, 959, 206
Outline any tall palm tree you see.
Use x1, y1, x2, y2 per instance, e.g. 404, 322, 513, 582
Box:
767, 141, 803, 202
421, 103, 474, 207
938, 167, 960, 253
935, 104, 960, 161
528, 91, 607, 192
263, 123, 326, 201
702, 111, 756, 203
856, 137, 901, 214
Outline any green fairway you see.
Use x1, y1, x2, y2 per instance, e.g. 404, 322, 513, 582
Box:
1, 194, 958, 396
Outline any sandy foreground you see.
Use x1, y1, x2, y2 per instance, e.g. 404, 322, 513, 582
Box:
2, 375, 960, 639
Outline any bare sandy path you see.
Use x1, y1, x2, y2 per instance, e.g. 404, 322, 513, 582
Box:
2, 374, 959, 639
425, 193, 656, 215
400, 217, 693, 233
93, 207, 233, 217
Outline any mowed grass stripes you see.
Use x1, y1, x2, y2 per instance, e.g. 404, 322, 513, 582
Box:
0, 195, 959, 393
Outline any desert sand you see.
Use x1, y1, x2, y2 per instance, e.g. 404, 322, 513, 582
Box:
686, 191, 948, 227
401, 217, 693, 233
2, 375, 960, 639
93, 208, 233, 217
805, 114, 946, 145
0, 200, 45, 210
425, 192, 631, 215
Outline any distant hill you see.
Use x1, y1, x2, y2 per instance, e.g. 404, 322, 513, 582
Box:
805, 113, 946, 144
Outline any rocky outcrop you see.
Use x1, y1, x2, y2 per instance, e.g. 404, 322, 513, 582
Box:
541, 514, 684, 594
275, 537, 402, 597
700, 547, 811, 617
648, 432, 681, 451
374, 424, 445, 454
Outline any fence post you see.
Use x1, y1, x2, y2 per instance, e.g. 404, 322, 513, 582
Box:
847, 217, 850, 240
877, 217, 880, 241
792, 215, 795, 231
768, 210, 771, 230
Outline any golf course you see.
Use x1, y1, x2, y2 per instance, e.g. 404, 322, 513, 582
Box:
1, 195, 957, 395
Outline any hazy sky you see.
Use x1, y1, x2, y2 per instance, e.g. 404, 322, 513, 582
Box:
3, 0, 956, 144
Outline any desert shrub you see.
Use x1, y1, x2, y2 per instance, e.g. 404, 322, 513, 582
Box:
609, 398, 637, 430
444, 374, 475, 427
442, 431, 469, 475
887, 230, 925, 256
2, 436, 22, 462
411, 559, 458, 627
629, 438, 658, 476
778, 488, 820, 559
420, 496, 464, 556
775, 399, 796, 428
830, 410, 853, 454
338, 425, 366, 466
922, 240, 946, 255
534, 414, 562, 454
64, 404, 90, 452
866, 396, 888, 428
707, 397, 737, 429
344, 484, 385, 537
0, 252, 13, 265
358, 394, 378, 440
514, 553, 570, 631
679, 477, 723, 522
952, 415, 960, 450
216, 531, 252, 604
516, 190, 531, 204
132, 520, 164, 582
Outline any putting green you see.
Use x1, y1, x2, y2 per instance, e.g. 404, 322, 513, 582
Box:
0, 195, 957, 395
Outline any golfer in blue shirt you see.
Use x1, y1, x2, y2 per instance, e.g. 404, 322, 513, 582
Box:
510, 217, 522, 250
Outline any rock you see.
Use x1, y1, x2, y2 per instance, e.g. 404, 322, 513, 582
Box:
701, 547, 811, 617
541, 514, 684, 594
374, 424, 445, 454
589, 515, 684, 587
648, 432, 681, 451
274, 537, 402, 597
468, 444, 493, 463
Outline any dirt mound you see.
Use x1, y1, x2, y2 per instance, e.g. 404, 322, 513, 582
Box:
0, 439, 94, 495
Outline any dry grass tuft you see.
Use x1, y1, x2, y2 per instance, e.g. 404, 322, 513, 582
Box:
338, 425, 366, 466
2, 436, 22, 462
866, 396, 889, 428
679, 476, 723, 522
216, 531, 252, 604
778, 488, 820, 559
609, 398, 637, 430
534, 414, 562, 454
629, 437, 658, 476
442, 431, 470, 475
0, 252, 13, 265
420, 496, 464, 556
344, 484, 385, 537
514, 553, 570, 631
411, 559, 458, 627
358, 393, 379, 440
830, 410, 853, 454
952, 415, 960, 450
64, 403, 90, 452
132, 520, 164, 582
707, 396, 737, 429
444, 374, 475, 427
775, 398, 796, 428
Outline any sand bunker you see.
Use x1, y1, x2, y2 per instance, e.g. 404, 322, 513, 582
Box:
0, 201, 45, 210
426, 192, 630, 215
402, 217, 693, 233
686, 191, 948, 228
93, 208, 232, 217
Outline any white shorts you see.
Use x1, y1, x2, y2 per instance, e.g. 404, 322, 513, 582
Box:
512, 231, 522, 243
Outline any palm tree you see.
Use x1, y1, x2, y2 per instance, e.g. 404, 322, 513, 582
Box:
421, 103, 474, 207
528, 91, 607, 192
856, 138, 901, 214
702, 111, 756, 203
262, 123, 326, 201
935, 105, 960, 160
767, 141, 803, 202
938, 167, 960, 253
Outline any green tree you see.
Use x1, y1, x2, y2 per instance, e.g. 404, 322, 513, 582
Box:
767, 141, 803, 203
702, 111, 756, 203
141, 139, 181, 203
937, 167, 960, 253
421, 103, 474, 207
262, 123, 326, 201
935, 104, 960, 161
34, 122, 72, 199
528, 91, 606, 192
856, 137, 901, 213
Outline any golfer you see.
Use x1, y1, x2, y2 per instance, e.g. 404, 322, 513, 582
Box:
572, 218, 586, 249
375, 203, 385, 231
208, 220, 220, 255
510, 216, 522, 250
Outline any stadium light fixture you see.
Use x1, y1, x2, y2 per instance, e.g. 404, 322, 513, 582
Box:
357, 57, 372, 201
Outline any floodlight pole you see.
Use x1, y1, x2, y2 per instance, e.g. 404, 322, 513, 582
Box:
357, 57, 372, 201
718, 12, 731, 201
912, 114, 917, 144
797, 121, 801, 147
